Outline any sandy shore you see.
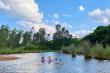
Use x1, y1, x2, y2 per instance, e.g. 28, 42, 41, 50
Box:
0, 55, 18, 61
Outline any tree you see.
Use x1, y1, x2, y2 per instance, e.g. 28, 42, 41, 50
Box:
8, 29, 17, 48
22, 31, 32, 45
83, 25, 110, 47
0, 25, 10, 49
14, 30, 23, 47
33, 28, 46, 44
53, 24, 72, 50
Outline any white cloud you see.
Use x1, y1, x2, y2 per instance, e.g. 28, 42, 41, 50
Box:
17, 21, 56, 35
52, 20, 72, 29
89, 8, 110, 25
62, 22, 72, 28
52, 14, 59, 19
0, 0, 43, 23
79, 6, 85, 11
73, 30, 93, 38
0, 0, 10, 10
0, 0, 56, 35
52, 20, 60, 24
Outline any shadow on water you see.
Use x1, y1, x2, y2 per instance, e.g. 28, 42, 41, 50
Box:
0, 52, 110, 73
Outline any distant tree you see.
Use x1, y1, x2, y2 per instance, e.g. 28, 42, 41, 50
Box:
22, 31, 32, 46
0, 25, 10, 49
14, 30, 23, 47
83, 25, 110, 47
8, 29, 17, 48
53, 24, 72, 50
33, 28, 46, 44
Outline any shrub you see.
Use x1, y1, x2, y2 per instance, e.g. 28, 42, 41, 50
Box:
61, 46, 69, 54
68, 44, 76, 57
82, 41, 92, 59
104, 46, 110, 60
23, 44, 39, 50
94, 44, 105, 60
61, 44, 76, 57
76, 46, 83, 54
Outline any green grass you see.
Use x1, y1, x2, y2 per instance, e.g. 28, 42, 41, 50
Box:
61, 42, 110, 60
1, 43, 110, 61
61, 44, 77, 57
104, 46, 110, 60
0, 47, 59, 55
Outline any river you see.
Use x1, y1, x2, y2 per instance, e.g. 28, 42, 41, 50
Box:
0, 52, 110, 73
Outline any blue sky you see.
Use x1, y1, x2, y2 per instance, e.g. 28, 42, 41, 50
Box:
0, 0, 110, 37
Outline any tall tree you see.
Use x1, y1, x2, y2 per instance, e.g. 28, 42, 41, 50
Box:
8, 29, 17, 48
33, 28, 46, 43
22, 31, 32, 45
53, 24, 72, 50
0, 25, 10, 49
14, 30, 23, 47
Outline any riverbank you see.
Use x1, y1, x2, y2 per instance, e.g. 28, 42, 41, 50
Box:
0, 49, 59, 55
61, 43, 110, 60
0, 55, 18, 61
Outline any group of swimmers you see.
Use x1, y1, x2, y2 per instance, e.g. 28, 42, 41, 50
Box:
41, 56, 62, 64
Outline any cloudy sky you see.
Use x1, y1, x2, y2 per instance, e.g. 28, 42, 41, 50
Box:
0, 0, 110, 38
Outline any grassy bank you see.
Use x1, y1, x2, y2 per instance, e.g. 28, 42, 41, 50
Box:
0, 45, 59, 55
61, 42, 110, 60
0, 49, 58, 55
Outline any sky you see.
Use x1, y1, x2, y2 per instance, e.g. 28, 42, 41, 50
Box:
0, 0, 110, 38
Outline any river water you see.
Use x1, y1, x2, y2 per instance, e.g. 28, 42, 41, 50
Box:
0, 52, 110, 73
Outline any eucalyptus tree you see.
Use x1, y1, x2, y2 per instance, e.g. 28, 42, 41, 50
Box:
0, 25, 10, 49
22, 31, 32, 46
33, 28, 46, 46
53, 24, 72, 50
8, 29, 17, 48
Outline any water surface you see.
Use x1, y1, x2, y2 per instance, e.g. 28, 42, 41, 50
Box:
0, 52, 110, 73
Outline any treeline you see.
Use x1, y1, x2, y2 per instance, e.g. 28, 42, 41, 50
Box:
0, 24, 73, 50
83, 24, 110, 47
61, 24, 110, 60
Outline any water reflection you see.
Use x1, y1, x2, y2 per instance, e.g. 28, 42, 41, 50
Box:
0, 52, 110, 73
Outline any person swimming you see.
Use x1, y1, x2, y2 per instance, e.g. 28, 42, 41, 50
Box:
41, 56, 45, 63
48, 56, 52, 64
54, 58, 63, 64
54, 58, 59, 64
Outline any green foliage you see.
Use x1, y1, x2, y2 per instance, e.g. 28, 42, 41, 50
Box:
68, 44, 76, 57
61, 44, 76, 57
53, 24, 72, 50
93, 44, 105, 60
81, 41, 92, 59
83, 25, 110, 47
0, 25, 10, 48
0, 48, 23, 54
23, 44, 39, 51
61, 46, 70, 54
104, 46, 110, 60
76, 47, 83, 54
22, 31, 31, 45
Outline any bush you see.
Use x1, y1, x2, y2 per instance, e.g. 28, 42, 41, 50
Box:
0, 49, 23, 54
76, 46, 83, 54
61, 44, 76, 57
68, 44, 76, 57
104, 46, 110, 60
82, 41, 92, 59
23, 44, 39, 50
61, 46, 69, 54
94, 44, 105, 60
